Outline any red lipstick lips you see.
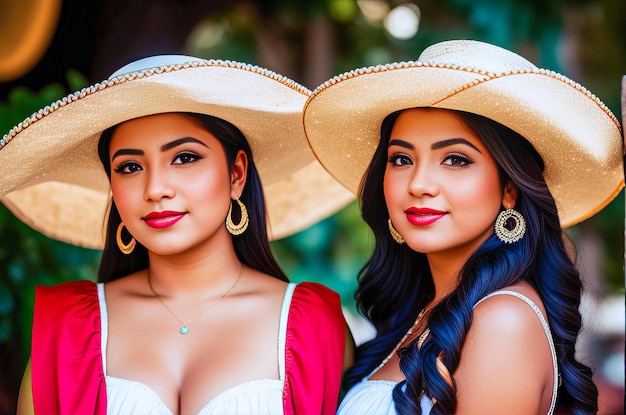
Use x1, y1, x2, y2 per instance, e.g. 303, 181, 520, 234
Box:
143, 211, 186, 229
405, 207, 446, 226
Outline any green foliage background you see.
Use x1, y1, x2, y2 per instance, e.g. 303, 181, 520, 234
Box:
1, 0, 624, 412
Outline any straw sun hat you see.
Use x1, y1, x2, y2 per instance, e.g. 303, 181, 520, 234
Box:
303, 40, 624, 228
0, 55, 354, 248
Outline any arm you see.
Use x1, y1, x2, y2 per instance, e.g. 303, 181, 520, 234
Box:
283, 282, 348, 415
453, 293, 555, 414
31, 280, 107, 414
17, 359, 34, 415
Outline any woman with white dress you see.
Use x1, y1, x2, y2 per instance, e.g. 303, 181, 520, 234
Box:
303, 40, 623, 414
4, 55, 355, 415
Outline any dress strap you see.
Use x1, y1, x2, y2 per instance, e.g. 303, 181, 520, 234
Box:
97, 283, 108, 374
475, 290, 558, 415
278, 283, 296, 381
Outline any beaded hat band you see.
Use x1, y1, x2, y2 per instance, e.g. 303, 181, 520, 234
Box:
303, 40, 623, 228
0, 55, 354, 248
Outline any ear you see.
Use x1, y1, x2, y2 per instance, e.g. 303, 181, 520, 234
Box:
230, 150, 248, 199
501, 181, 519, 209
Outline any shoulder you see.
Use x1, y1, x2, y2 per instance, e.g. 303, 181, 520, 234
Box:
292, 282, 343, 319
294, 281, 341, 302
468, 285, 550, 357
283, 282, 347, 412
453, 285, 555, 413
35, 280, 100, 326
472, 284, 548, 333
33, 280, 102, 349
37, 279, 97, 294
289, 282, 345, 331
36, 279, 98, 309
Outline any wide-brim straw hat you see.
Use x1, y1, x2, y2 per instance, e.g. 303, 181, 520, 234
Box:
0, 55, 354, 248
303, 39, 624, 228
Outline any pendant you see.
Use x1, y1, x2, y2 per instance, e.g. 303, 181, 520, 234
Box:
179, 325, 189, 335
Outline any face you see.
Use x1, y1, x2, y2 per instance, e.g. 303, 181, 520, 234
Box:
109, 113, 247, 256
384, 108, 514, 263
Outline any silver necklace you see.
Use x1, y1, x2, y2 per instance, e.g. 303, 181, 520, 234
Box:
147, 263, 244, 335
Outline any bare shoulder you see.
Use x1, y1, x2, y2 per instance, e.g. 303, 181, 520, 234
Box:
238, 267, 288, 296
226, 268, 289, 316
453, 283, 554, 414
473, 283, 547, 331
102, 270, 149, 295
468, 282, 550, 360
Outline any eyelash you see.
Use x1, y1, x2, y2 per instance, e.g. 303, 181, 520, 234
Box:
388, 153, 412, 166
113, 152, 203, 174
172, 152, 202, 165
113, 161, 141, 174
387, 152, 474, 167
442, 153, 474, 166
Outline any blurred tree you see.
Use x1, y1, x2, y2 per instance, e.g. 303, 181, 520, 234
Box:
0, 0, 623, 413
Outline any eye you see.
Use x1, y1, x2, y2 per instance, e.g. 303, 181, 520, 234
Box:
113, 161, 142, 174
172, 152, 202, 165
442, 153, 473, 167
388, 153, 413, 166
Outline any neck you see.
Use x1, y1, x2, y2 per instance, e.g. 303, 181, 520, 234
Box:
426, 253, 464, 302
425, 236, 491, 302
147, 239, 243, 296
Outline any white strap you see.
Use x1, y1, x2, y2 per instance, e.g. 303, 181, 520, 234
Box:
277, 283, 296, 381
97, 282, 108, 374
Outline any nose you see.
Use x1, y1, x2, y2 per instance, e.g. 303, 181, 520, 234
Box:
144, 167, 175, 202
407, 163, 439, 197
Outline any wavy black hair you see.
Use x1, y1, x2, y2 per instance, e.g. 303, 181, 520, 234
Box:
345, 108, 598, 414
96, 112, 287, 283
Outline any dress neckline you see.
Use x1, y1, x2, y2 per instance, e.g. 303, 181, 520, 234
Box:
97, 282, 295, 414
358, 289, 558, 415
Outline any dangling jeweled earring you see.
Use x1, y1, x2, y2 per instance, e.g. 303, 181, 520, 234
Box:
494, 208, 526, 243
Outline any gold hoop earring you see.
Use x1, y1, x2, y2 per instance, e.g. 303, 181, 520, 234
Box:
388, 218, 405, 244
116, 222, 136, 254
494, 208, 526, 243
226, 198, 249, 235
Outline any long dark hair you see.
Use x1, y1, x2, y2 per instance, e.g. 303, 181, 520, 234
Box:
346, 108, 598, 414
96, 112, 288, 283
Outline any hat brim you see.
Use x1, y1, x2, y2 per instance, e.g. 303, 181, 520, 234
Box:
1, 57, 354, 247
304, 40, 624, 228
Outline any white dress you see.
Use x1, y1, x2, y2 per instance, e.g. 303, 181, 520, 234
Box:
98, 282, 296, 415
337, 291, 559, 415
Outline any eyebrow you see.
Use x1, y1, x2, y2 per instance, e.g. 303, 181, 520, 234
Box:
111, 137, 208, 160
160, 137, 208, 152
388, 138, 481, 152
431, 138, 480, 152
111, 148, 143, 160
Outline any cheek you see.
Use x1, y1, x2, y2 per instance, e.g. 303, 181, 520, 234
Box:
183, 170, 230, 201
383, 170, 397, 208
461, 171, 503, 215
110, 180, 136, 215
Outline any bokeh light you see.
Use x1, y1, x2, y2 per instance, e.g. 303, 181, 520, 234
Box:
384, 4, 420, 40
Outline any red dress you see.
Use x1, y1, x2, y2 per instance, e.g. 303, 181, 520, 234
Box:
31, 279, 346, 414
